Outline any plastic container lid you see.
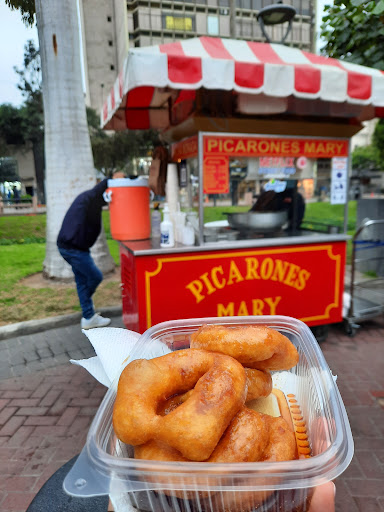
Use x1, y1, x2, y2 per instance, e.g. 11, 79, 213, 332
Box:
107, 177, 149, 188
64, 315, 354, 508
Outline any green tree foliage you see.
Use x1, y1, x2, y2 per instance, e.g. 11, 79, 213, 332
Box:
0, 157, 19, 182
373, 119, 384, 163
14, 40, 45, 202
89, 118, 162, 175
0, 104, 25, 150
352, 144, 382, 171
320, 0, 384, 69
321, 1, 384, 171
5, 0, 35, 26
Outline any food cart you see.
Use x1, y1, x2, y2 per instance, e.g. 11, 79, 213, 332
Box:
101, 37, 384, 335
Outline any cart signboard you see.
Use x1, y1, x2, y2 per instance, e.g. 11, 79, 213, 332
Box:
202, 135, 349, 159
121, 241, 346, 333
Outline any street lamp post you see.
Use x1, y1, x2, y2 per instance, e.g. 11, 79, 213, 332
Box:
257, 1, 297, 44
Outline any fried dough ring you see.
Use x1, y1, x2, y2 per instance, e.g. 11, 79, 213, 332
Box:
245, 368, 272, 401
190, 324, 299, 371
135, 408, 296, 500
157, 368, 272, 416
136, 409, 295, 464
113, 349, 247, 461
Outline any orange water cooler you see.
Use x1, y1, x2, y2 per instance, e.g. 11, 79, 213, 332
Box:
103, 177, 151, 240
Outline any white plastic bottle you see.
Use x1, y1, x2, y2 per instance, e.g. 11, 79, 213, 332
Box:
160, 203, 175, 248
151, 202, 161, 239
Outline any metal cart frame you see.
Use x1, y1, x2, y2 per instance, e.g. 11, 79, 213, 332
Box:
345, 219, 384, 336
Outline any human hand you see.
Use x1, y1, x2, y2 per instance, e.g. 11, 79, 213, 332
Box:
309, 482, 335, 512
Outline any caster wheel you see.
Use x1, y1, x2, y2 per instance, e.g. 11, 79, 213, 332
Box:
343, 319, 359, 337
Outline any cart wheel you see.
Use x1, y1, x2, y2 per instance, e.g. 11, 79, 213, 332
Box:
343, 319, 359, 337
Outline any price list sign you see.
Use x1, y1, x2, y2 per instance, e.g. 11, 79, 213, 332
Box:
331, 157, 348, 205
203, 156, 229, 194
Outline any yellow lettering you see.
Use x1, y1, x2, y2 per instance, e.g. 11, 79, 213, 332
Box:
283, 263, 300, 287
270, 140, 281, 153
259, 140, 269, 153
304, 142, 316, 155
235, 140, 246, 153
237, 301, 249, 316
260, 257, 274, 280
265, 296, 282, 314
185, 280, 205, 303
200, 272, 216, 295
316, 142, 325, 154
252, 299, 264, 315
281, 141, 290, 154
247, 140, 258, 154
217, 302, 234, 316
336, 143, 344, 155
270, 259, 289, 282
291, 141, 300, 153
223, 139, 234, 152
227, 261, 244, 285
245, 257, 260, 280
211, 266, 226, 289
295, 269, 311, 290
207, 139, 218, 152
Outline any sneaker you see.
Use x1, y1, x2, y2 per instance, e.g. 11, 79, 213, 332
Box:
81, 313, 111, 329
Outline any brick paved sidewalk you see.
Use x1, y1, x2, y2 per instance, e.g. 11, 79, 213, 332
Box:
0, 317, 383, 512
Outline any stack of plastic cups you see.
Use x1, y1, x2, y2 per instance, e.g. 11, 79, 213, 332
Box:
166, 163, 179, 215
166, 163, 179, 242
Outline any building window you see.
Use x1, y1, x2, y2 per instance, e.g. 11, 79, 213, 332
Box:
252, 0, 263, 9
108, 40, 113, 46
133, 11, 139, 29
238, 0, 251, 8
207, 15, 219, 35
110, 64, 115, 70
162, 13, 195, 31
107, 16, 112, 22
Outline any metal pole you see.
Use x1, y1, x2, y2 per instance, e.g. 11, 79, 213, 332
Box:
229, 0, 236, 38
198, 132, 204, 246
344, 140, 352, 234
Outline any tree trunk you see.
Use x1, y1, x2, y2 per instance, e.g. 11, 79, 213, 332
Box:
35, 0, 115, 279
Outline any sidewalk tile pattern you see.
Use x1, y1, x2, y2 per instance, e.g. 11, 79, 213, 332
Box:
0, 317, 383, 512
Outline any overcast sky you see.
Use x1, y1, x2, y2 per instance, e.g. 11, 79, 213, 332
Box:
0, 1, 331, 108
0, 3, 39, 107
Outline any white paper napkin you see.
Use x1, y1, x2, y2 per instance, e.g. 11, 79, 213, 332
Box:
70, 327, 141, 387
70, 327, 171, 387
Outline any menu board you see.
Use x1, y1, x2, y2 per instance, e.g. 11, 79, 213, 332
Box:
203, 156, 229, 194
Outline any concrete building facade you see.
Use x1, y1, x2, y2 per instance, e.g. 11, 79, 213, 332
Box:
80, 0, 316, 112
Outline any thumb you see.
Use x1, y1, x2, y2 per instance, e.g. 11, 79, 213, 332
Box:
309, 482, 336, 512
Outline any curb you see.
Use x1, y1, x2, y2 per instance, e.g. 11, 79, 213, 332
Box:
0, 306, 122, 342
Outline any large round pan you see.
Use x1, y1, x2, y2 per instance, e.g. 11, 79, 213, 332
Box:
225, 211, 288, 232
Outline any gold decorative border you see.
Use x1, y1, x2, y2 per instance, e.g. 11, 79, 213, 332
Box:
144, 244, 343, 328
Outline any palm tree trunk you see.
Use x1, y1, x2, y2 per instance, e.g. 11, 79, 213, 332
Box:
35, 0, 115, 279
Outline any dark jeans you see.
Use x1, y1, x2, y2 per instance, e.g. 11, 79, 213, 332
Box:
58, 247, 103, 319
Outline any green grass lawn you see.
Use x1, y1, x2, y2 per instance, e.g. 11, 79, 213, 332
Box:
0, 201, 358, 324
303, 200, 357, 231
0, 202, 358, 242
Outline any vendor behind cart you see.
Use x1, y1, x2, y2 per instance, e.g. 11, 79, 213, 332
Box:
250, 180, 305, 230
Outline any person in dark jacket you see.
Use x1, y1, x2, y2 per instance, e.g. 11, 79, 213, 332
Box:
57, 174, 123, 329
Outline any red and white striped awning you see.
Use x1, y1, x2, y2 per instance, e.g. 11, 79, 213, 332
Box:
101, 36, 384, 131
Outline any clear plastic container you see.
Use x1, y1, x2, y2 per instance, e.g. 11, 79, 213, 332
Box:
64, 316, 354, 512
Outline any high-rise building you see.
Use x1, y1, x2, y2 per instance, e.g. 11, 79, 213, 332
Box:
80, 0, 316, 111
